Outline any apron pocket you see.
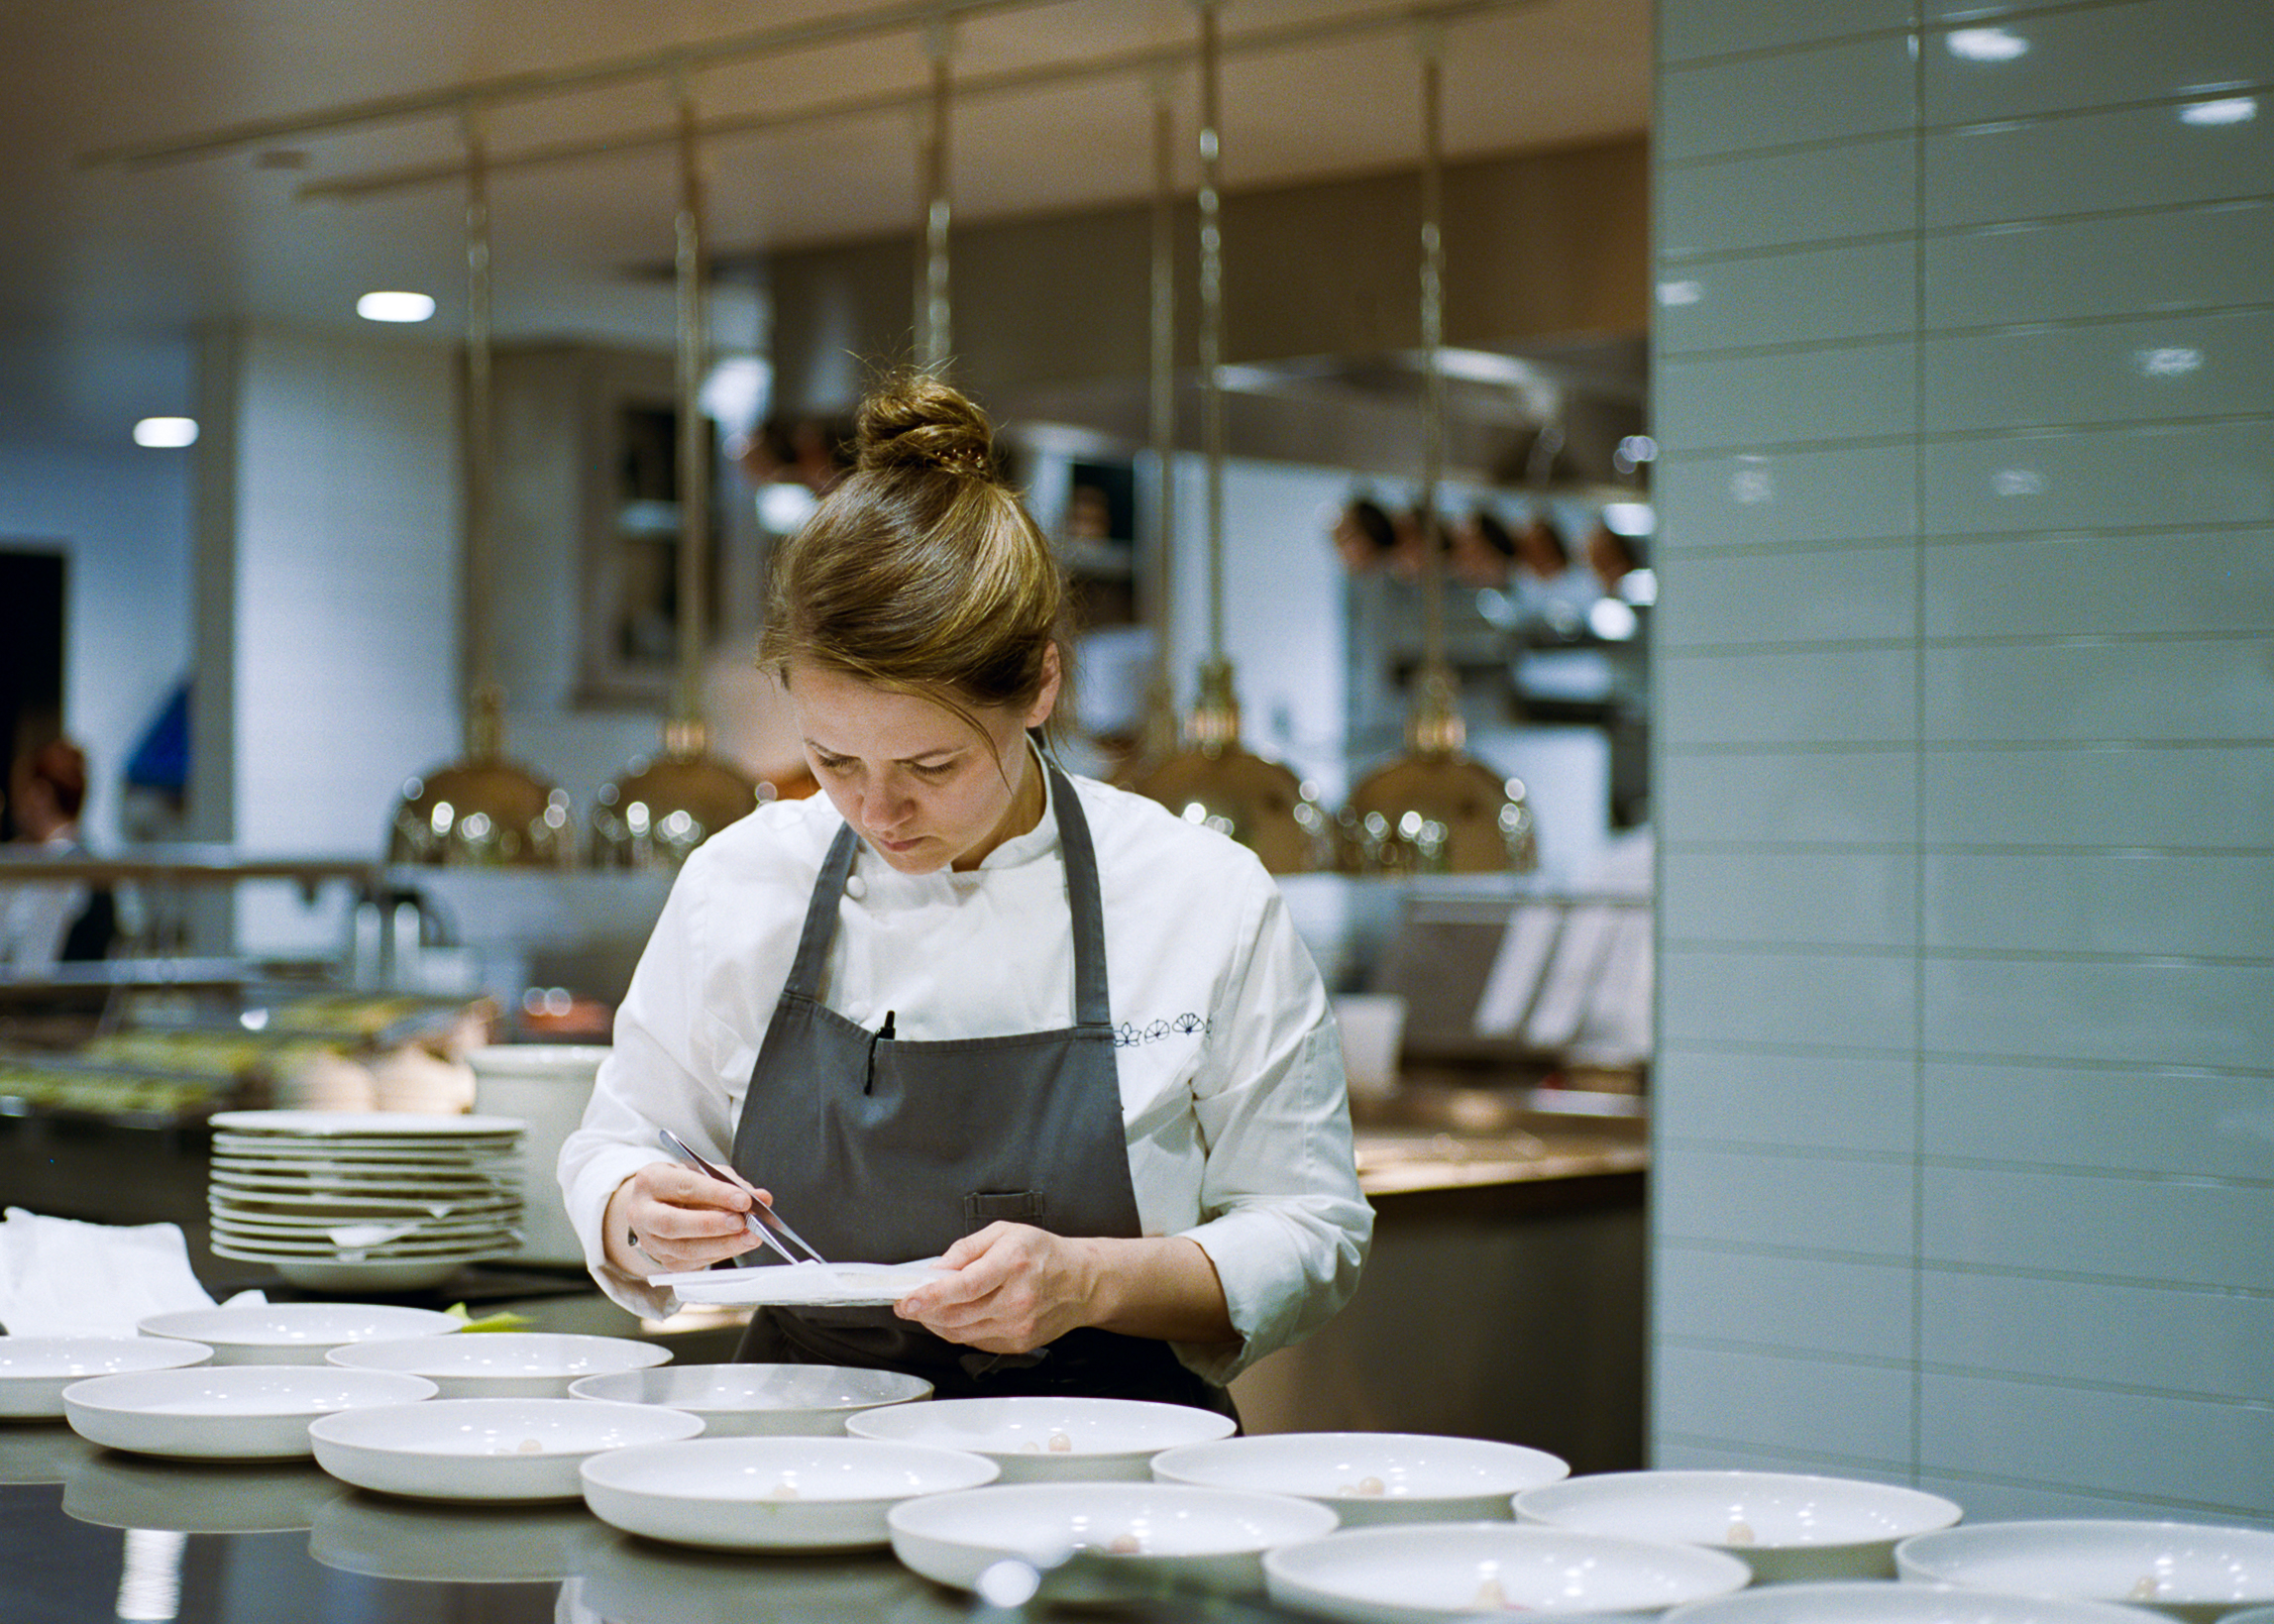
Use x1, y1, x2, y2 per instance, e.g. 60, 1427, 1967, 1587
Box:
963, 1189, 1045, 1231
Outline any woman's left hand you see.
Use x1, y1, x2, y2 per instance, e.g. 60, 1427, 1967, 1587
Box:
893, 1223, 1099, 1354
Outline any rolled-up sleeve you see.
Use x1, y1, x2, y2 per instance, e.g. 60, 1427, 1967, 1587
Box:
1175, 877, 1372, 1384
558, 854, 735, 1321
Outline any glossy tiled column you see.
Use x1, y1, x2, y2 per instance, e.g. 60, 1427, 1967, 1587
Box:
1651, 0, 2273, 1524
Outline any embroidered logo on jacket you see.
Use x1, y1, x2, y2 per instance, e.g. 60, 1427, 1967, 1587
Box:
1114, 1013, 1210, 1047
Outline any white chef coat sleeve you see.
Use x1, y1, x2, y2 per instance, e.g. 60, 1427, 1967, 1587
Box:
557, 848, 734, 1322
1173, 872, 1372, 1384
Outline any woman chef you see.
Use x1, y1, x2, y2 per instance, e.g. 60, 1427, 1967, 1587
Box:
560, 373, 1372, 1416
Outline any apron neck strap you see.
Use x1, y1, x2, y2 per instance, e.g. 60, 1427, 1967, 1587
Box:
784, 761, 1114, 1030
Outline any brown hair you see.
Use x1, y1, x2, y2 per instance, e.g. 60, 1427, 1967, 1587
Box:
761, 372, 1066, 736
26, 738, 88, 820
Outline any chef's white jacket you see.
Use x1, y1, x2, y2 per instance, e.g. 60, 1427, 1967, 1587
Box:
559, 768, 1373, 1384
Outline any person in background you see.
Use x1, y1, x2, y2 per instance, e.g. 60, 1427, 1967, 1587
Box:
1450, 505, 1517, 589
563, 372, 1371, 1417
0, 739, 113, 967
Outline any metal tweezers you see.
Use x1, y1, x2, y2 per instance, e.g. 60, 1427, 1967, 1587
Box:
656, 1127, 829, 1267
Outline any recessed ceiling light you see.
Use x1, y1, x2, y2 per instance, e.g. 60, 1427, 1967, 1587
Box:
358, 290, 436, 323
2179, 96, 2257, 126
1946, 28, 2029, 61
132, 417, 198, 448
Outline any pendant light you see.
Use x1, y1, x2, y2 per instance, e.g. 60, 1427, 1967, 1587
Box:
592, 75, 765, 869
1133, 0, 1332, 875
915, 12, 954, 371
1113, 71, 1188, 787
1342, 28, 1537, 877
389, 112, 575, 867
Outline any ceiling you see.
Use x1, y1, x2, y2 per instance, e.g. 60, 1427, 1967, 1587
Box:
0, 0, 1650, 448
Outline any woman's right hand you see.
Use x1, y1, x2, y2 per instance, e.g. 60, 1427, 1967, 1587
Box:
603, 1160, 771, 1275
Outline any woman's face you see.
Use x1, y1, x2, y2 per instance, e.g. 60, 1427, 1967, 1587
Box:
786, 656, 1058, 874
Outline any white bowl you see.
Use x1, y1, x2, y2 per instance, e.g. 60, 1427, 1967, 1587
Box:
846, 1395, 1235, 1482
309, 1396, 703, 1501
569, 1362, 931, 1436
62, 1453, 345, 1533
1265, 1523, 1756, 1623
2219, 1609, 2274, 1624
61, 1366, 437, 1459
889, 1480, 1341, 1599
1518, 1470, 1964, 1581
310, 1494, 597, 1582
1665, 1580, 2189, 1624
0, 1336, 214, 1419
1897, 1521, 2274, 1623
1152, 1431, 1570, 1525
329, 1333, 670, 1399
579, 1435, 1001, 1551
138, 1303, 462, 1365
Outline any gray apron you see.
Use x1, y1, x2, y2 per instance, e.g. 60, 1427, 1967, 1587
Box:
728, 764, 1232, 1415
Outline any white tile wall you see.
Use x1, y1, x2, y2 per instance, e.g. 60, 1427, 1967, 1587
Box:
1920, 744, 2274, 848
1922, 1061, 2274, 1179
1660, 1047, 1920, 1153
1659, 1245, 1915, 1360
1661, 746, 1919, 845
1654, 0, 2274, 1527
1656, 240, 1917, 353
1925, 201, 2274, 329
1657, 341, 1917, 450
1660, 140, 1918, 261
1657, 1145, 1916, 1257
1661, 37, 1918, 162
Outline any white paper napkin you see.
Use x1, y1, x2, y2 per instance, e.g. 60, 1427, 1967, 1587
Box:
0, 1208, 235, 1337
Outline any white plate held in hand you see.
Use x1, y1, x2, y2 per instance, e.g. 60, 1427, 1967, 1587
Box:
652, 1259, 949, 1308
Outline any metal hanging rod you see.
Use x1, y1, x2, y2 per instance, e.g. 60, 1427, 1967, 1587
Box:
79, 0, 1055, 171
268, 0, 1534, 203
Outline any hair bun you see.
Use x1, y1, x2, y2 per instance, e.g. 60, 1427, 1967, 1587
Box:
854, 371, 996, 480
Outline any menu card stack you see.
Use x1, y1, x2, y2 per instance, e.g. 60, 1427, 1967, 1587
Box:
206, 1110, 524, 1293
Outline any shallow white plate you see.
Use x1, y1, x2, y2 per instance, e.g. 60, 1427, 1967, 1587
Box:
62, 1366, 438, 1459
140, 1303, 463, 1365
850, 1395, 1237, 1483
330, 1333, 670, 1399
1517, 1469, 1964, 1582
208, 1226, 512, 1255
568, 1363, 932, 1436
310, 1494, 597, 1582
1896, 1521, 2274, 1623
211, 1210, 513, 1241
654, 1259, 951, 1308
62, 1453, 345, 1533
1665, 1581, 2188, 1624
0, 1336, 213, 1419
211, 1111, 522, 1137
309, 1396, 704, 1501
889, 1480, 1341, 1598
1152, 1431, 1570, 1524
213, 1190, 519, 1217
579, 1435, 1000, 1551
1265, 1523, 1755, 1623
271, 1257, 482, 1293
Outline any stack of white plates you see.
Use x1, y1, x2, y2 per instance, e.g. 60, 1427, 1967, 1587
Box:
207, 1111, 525, 1292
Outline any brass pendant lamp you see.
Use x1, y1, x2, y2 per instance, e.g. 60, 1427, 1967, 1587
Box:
592, 76, 764, 870
1133, 0, 1332, 875
1342, 31, 1537, 877
389, 114, 574, 867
